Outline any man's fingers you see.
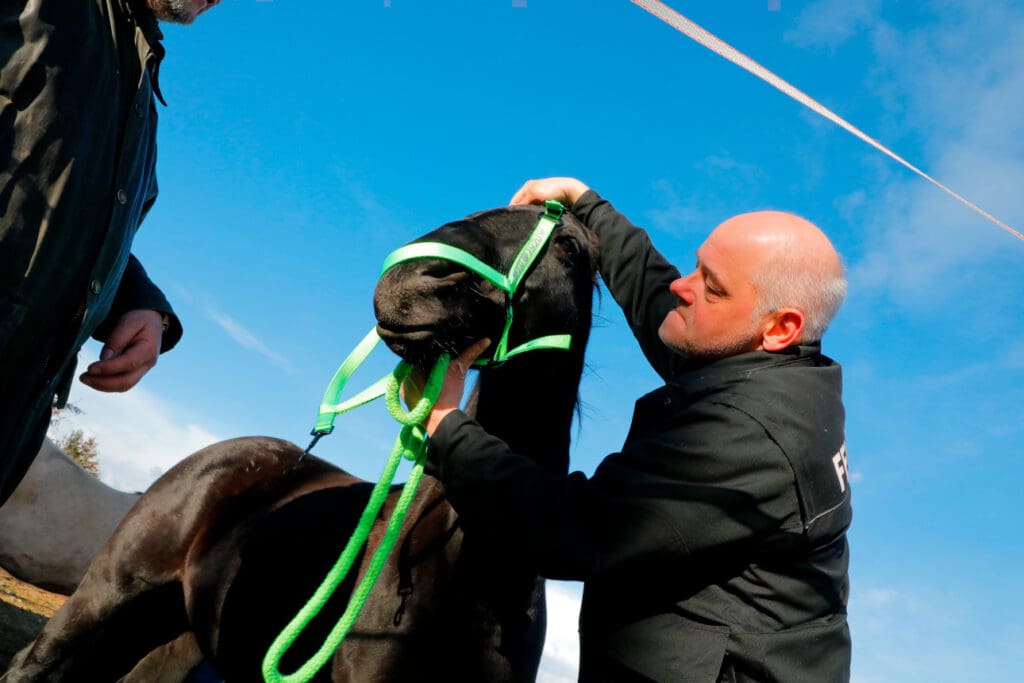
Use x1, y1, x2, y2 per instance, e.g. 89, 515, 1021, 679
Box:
510, 177, 588, 207
103, 315, 147, 356
509, 181, 536, 206
453, 338, 491, 374
85, 352, 141, 377
79, 364, 149, 392
80, 338, 158, 392
78, 360, 149, 393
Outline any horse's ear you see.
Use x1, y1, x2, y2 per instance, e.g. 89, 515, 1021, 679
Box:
560, 212, 600, 277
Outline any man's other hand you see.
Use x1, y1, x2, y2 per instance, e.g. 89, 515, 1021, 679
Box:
510, 177, 590, 207
79, 309, 164, 392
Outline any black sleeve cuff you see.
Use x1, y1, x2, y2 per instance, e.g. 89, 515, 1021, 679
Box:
92, 254, 183, 353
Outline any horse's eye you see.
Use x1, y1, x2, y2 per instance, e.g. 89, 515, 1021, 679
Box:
555, 235, 582, 258
421, 261, 467, 280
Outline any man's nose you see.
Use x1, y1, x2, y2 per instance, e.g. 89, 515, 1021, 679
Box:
669, 274, 695, 305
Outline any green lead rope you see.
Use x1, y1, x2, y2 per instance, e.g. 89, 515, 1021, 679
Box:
266, 202, 573, 682
262, 356, 450, 683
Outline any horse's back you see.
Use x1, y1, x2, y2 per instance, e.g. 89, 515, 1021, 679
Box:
117, 436, 353, 548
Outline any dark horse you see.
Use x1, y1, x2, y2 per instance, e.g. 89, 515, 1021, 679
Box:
5, 205, 597, 682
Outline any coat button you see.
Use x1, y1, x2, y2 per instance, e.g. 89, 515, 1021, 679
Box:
663, 396, 672, 406
89, 280, 101, 295
116, 189, 128, 204
133, 103, 145, 118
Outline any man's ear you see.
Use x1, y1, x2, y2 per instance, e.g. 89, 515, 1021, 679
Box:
761, 308, 804, 351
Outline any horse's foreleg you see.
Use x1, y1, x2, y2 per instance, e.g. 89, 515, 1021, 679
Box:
3, 493, 200, 683
121, 631, 207, 683
3, 563, 190, 682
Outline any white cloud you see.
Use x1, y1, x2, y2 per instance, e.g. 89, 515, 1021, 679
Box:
784, 0, 882, 52
779, 2, 1024, 314
644, 160, 763, 239
538, 581, 582, 683
839, 4, 1024, 307
168, 285, 298, 375
847, 581, 1016, 681
858, 587, 898, 608
207, 310, 298, 375
53, 349, 222, 492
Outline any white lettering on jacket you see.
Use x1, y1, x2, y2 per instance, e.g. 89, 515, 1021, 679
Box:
832, 442, 850, 493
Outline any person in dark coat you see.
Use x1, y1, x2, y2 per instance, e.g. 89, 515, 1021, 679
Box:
412, 177, 853, 682
0, 0, 219, 504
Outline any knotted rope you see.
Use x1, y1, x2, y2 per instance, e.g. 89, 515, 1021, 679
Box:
262, 356, 450, 683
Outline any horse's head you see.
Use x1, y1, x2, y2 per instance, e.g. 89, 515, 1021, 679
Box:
373, 205, 597, 368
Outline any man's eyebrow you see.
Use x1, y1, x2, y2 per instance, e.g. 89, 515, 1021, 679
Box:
695, 252, 727, 292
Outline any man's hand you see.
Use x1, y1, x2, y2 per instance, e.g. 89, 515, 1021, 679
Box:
509, 177, 590, 207
404, 339, 491, 434
79, 309, 165, 392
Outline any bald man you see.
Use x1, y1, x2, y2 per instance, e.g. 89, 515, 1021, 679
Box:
416, 178, 852, 682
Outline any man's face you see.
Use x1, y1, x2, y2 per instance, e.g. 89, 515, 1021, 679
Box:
148, 0, 219, 25
657, 221, 768, 360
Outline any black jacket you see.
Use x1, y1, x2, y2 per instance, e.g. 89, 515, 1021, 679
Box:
428, 191, 852, 682
0, 0, 182, 502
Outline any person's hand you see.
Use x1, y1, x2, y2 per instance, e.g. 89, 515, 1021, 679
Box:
404, 339, 491, 434
79, 309, 165, 392
509, 177, 590, 207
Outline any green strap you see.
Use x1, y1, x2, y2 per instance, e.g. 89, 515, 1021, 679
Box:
380, 242, 510, 292
270, 201, 574, 681
505, 201, 562, 293
498, 333, 572, 361
263, 356, 450, 683
312, 328, 387, 436
379, 200, 570, 365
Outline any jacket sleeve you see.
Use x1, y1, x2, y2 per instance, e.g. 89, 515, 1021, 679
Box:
427, 410, 599, 580
428, 403, 802, 580
570, 190, 682, 380
91, 254, 183, 353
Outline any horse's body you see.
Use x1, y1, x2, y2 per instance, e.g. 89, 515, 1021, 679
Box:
5, 205, 596, 682
0, 438, 139, 594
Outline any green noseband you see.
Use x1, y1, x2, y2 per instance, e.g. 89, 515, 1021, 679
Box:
379, 199, 572, 365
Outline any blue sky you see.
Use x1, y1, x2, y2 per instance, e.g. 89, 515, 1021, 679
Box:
55, 1, 1024, 680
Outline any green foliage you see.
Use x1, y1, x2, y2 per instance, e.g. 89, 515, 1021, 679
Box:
54, 429, 100, 479
49, 404, 101, 478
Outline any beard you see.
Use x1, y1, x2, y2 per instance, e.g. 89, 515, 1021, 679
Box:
665, 335, 758, 361
659, 313, 762, 362
148, 0, 199, 24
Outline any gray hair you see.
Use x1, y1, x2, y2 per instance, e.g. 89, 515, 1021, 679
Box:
752, 249, 847, 342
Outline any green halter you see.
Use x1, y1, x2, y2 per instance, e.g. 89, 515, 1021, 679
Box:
310, 199, 570, 440
265, 202, 575, 682
379, 198, 571, 365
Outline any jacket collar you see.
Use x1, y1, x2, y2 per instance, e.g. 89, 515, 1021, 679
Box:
668, 343, 826, 398
125, 0, 168, 104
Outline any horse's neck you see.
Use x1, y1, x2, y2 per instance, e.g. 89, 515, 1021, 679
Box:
471, 351, 584, 475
